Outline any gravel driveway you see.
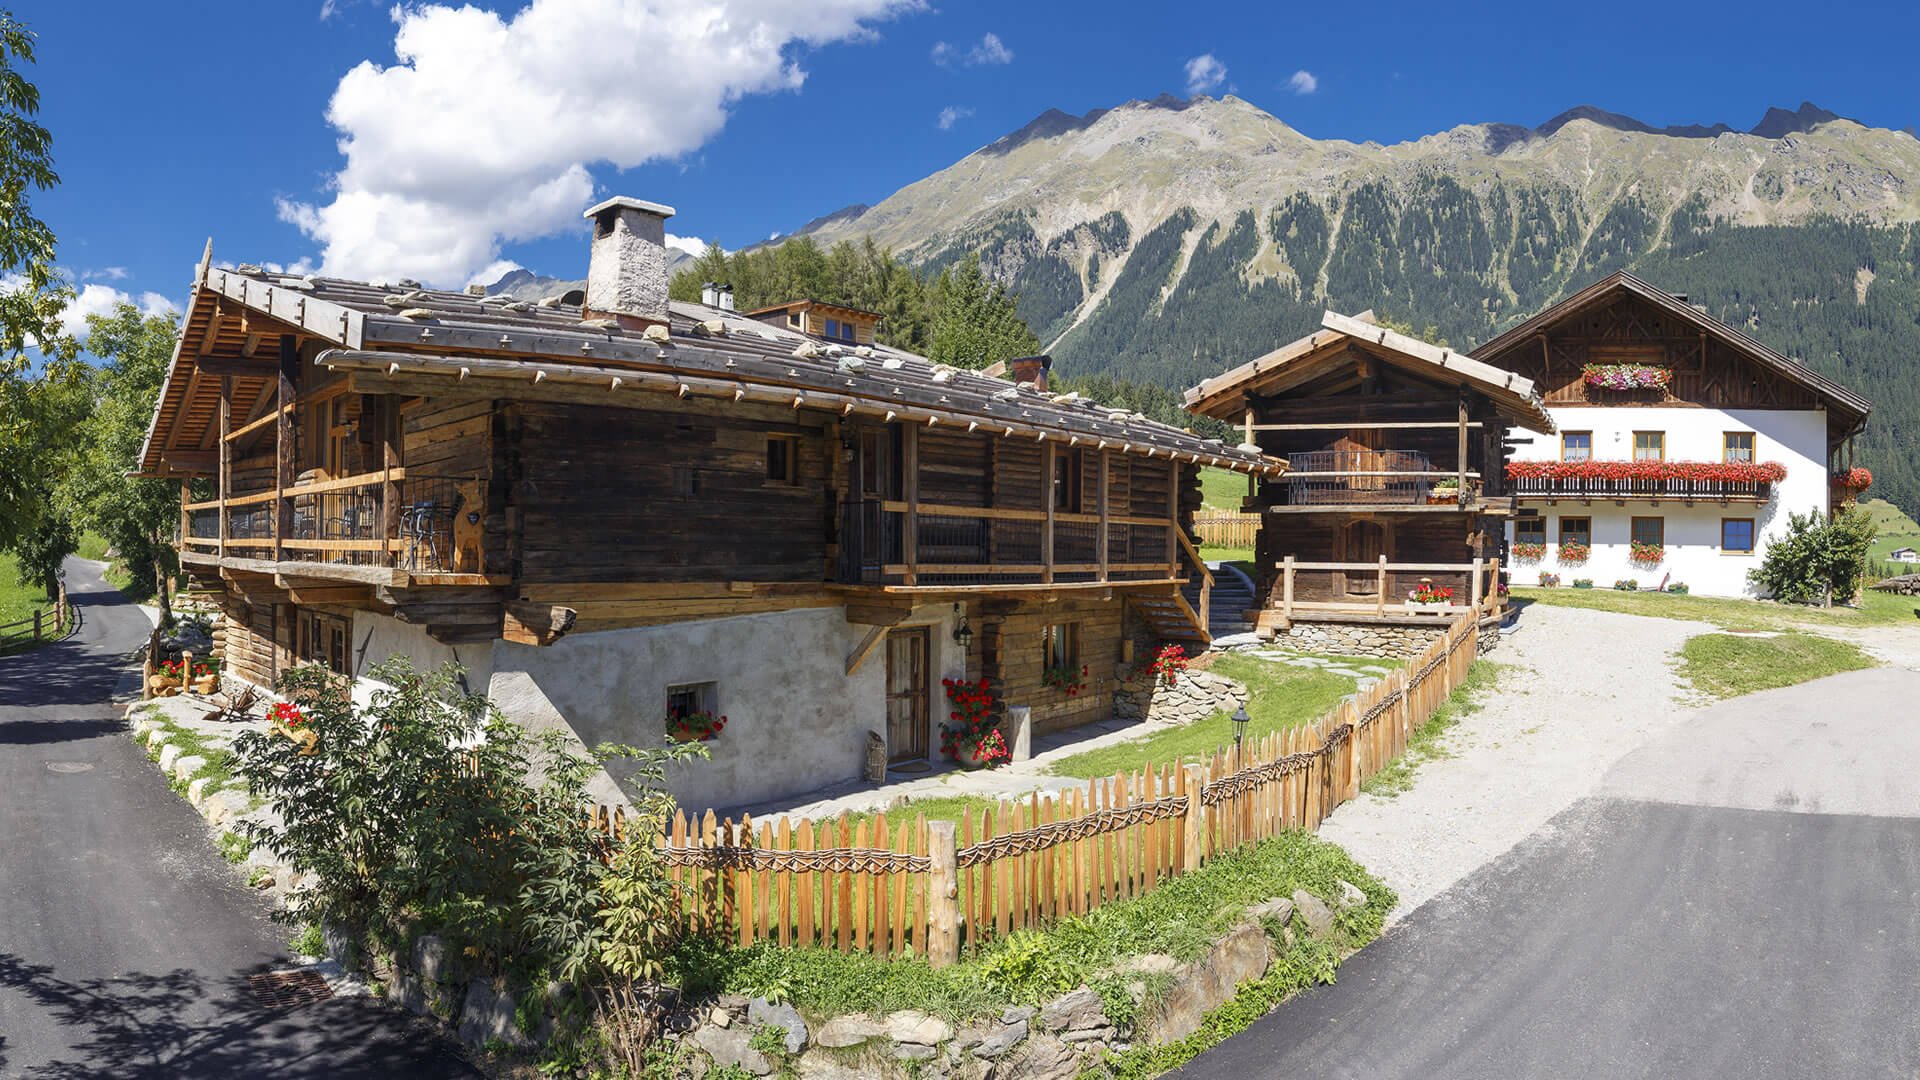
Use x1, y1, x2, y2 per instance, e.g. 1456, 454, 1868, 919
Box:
1317, 602, 1716, 919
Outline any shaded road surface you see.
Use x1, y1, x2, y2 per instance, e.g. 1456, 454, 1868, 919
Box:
0, 558, 477, 1078
1179, 667, 1920, 1079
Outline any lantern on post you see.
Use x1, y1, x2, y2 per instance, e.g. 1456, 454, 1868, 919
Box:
1231, 704, 1250, 752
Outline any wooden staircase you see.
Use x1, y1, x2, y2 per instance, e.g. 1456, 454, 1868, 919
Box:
1126, 527, 1216, 646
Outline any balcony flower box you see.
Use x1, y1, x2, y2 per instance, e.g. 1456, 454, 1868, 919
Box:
1628, 540, 1664, 566
1558, 540, 1591, 565
1511, 541, 1546, 562
1583, 363, 1673, 391
1506, 460, 1787, 484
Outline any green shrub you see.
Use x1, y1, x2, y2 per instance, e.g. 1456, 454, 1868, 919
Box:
1749, 508, 1876, 603
289, 924, 324, 958
1537, 572, 1560, 587
1572, 578, 1594, 589
1666, 582, 1689, 594
1613, 578, 1638, 591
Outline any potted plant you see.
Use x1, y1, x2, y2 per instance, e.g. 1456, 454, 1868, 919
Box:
1666, 582, 1690, 594
1538, 572, 1561, 587
1136, 643, 1188, 687
1428, 478, 1461, 505
1572, 578, 1594, 589
1614, 578, 1639, 591
1558, 540, 1591, 565
151, 659, 184, 697
1511, 541, 1546, 562
268, 701, 318, 755
939, 676, 1009, 769
1628, 540, 1664, 566
189, 659, 220, 696
665, 708, 728, 743
1042, 663, 1090, 697
1407, 578, 1454, 610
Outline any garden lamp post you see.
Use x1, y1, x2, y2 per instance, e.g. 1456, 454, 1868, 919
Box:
1231, 704, 1250, 760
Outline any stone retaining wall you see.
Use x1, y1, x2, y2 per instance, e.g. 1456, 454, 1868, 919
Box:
1112, 668, 1248, 726
1274, 620, 1450, 659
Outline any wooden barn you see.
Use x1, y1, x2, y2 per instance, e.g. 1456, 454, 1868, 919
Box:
137, 196, 1284, 812
1185, 311, 1553, 648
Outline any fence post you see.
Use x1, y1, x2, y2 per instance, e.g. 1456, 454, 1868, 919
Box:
926, 820, 959, 968
33, 609, 42, 641
1282, 555, 1295, 620
1182, 765, 1206, 871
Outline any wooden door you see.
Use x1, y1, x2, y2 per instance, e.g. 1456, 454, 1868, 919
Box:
1338, 520, 1386, 596
884, 628, 929, 762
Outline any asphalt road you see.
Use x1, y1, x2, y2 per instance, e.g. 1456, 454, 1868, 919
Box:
1179, 666, 1920, 1080
0, 557, 477, 1079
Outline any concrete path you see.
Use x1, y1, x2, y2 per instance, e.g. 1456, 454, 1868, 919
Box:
1177, 665, 1920, 1078
0, 557, 477, 1078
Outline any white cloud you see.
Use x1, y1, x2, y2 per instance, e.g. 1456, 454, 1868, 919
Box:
1287, 69, 1318, 95
51, 283, 176, 340
937, 105, 974, 130
466, 258, 525, 288
319, 0, 339, 18
1184, 53, 1226, 95
666, 233, 714, 258
281, 0, 922, 287
930, 31, 1011, 67
81, 266, 129, 281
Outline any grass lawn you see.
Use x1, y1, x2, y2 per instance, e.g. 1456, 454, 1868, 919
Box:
1047, 653, 1372, 780
1362, 660, 1509, 797
1198, 466, 1252, 511
1512, 584, 1917, 633
1198, 545, 1253, 569
1676, 633, 1876, 699
0, 552, 62, 655
74, 531, 111, 561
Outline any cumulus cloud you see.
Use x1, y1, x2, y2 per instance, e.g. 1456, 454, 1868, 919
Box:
81, 266, 129, 282
1287, 69, 1318, 95
1184, 53, 1226, 95
666, 233, 715, 258
930, 31, 1011, 67
281, 0, 921, 287
937, 105, 974, 130
56, 283, 175, 339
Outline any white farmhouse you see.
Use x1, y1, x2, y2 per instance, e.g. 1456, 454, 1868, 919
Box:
1472, 272, 1872, 598
1891, 547, 1919, 564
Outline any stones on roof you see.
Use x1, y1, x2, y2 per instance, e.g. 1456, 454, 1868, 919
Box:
397, 308, 435, 320
536, 296, 562, 308
643, 324, 672, 344
692, 319, 726, 338
383, 291, 428, 307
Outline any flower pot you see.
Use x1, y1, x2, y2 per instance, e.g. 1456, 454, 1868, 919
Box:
272, 723, 319, 756
955, 741, 997, 769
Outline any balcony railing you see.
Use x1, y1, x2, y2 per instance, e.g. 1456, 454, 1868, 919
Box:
1268, 556, 1505, 620
1278, 450, 1473, 506
836, 499, 1188, 590
178, 469, 481, 577
1507, 461, 1783, 503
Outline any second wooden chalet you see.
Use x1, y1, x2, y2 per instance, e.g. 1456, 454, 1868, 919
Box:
1185, 311, 1553, 653
137, 195, 1283, 812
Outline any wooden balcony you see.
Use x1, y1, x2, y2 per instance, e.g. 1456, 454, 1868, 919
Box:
179, 468, 502, 587
1261, 557, 1505, 626
1267, 449, 1488, 513
836, 500, 1200, 590
1511, 475, 1773, 504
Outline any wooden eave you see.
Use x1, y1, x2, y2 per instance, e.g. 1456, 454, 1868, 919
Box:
1185, 310, 1555, 434
743, 298, 883, 323
1471, 270, 1872, 433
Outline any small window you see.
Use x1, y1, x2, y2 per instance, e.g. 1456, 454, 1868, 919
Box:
1052, 449, 1084, 513
1631, 516, 1664, 548
1559, 516, 1591, 548
667, 681, 716, 718
839, 320, 857, 342
1043, 623, 1080, 670
296, 610, 351, 677
825, 317, 841, 339
1722, 518, 1756, 554
788, 312, 801, 328
766, 433, 799, 485
1724, 432, 1755, 463
1633, 431, 1665, 461
1561, 432, 1592, 462
1515, 518, 1546, 546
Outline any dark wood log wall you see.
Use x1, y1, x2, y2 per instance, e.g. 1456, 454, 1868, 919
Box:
980, 593, 1126, 736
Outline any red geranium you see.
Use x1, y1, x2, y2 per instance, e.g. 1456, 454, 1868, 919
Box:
1833, 467, 1873, 491
939, 676, 1007, 766
269, 701, 306, 728
1506, 460, 1787, 484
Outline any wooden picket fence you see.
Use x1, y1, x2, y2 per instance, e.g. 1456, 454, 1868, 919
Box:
0, 583, 70, 651
1192, 512, 1260, 549
613, 613, 1480, 967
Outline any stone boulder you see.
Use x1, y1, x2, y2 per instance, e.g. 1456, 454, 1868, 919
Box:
1247, 897, 1295, 926
456, 979, 530, 1050
885, 1009, 953, 1046
974, 1018, 1029, 1059
1040, 987, 1106, 1031
1138, 922, 1271, 1045
1292, 889, 1337, 937
691, 1024, 773, 1076
998, 1033, 1078, 1080
814, 1014, 887, 1048
1334, 879, 1367, 911
748, 996, 810, 1055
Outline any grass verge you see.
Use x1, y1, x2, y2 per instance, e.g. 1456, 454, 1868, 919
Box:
1512, 584, 1917, 632
74, 532, 111, 561
665, 830, 1392, 1027
1362, 660, 1509, 797
0, 551, 67, 657
1048, 654, 1367, 780
139, 708, 242, 799
1676, 632, 1876, 699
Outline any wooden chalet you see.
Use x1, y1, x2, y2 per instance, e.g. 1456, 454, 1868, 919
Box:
1185, 311, 1553, 633
139, 196, 1283, 811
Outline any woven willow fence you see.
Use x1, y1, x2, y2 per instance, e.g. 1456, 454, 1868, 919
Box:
606, 613, 1479, 967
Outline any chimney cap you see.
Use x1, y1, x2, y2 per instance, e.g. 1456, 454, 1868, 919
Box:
583, 195, 676, 221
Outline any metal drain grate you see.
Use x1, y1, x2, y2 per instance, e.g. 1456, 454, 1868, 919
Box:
249, 969, 334, 1009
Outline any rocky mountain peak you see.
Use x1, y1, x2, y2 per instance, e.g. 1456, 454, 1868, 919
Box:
1750, 101, 1845, 138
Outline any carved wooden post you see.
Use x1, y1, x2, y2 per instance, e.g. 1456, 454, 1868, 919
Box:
1282, 555, 1296, 619
274, 335, 299, 564
1183, 764, 1206, 871
1376, 553, 1388, 614
926, 820, 959, 968
218, 374, 232, 560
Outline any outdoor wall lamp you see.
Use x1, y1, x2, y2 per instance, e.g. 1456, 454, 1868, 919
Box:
951, 604, 973, 651
1231, 704, 1250, 749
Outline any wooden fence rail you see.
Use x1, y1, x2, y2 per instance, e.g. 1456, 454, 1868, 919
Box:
1192, 512, 1260, 549
610, 614, 1479, 967
0, 583, 71, 649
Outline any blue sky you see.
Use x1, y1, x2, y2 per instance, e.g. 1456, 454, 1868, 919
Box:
24, 0, 1920, 339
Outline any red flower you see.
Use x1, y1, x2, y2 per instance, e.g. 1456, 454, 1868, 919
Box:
1506, 460, 1786, 484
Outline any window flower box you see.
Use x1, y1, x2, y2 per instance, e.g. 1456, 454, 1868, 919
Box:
1558, 540, 1591, 565
1583, 363, 1673, 391
1511, 541, 1546, 562
1628, 540, 1664, 566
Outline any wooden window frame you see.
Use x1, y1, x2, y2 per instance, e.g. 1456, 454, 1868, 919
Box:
1632, 431, 1666, 462
1721, 517, 1756, 555
1723, 431, 1756, 463
296, 609, 351, 677
1052, 448, 1084, 513
1558, 516, 1591, 548
1560, 431, 1592, 462
765, 433, 800, 487
1043, 622, 1081, 671
666, 681, 717, 719
1515, 517, 1546, 546
1630, 516, 1665, 548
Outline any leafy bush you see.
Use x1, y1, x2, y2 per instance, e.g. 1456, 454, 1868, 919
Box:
979, 930, 1083, 1004
1749, 509, 1876, 604
1666, 582, 1690, 594
1572, 578, 1594, 589
1613, 579, 1639, 591
1537, 572, 1560, 587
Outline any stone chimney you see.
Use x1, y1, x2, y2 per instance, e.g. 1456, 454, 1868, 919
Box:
583, 196, 675, 328
1007, 354, 1051, 391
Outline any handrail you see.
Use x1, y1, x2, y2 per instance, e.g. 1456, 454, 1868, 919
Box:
879, 499, 1170, 529
1176, 526, 1214, 587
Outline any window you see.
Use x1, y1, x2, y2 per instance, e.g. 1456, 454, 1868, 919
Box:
825, 317, 842, 340
787, 312, 801, 328
766, 433, 799, 485
1724, 431, 1755, 463
1515, 517, 1546, 546
296, 610, 350, 677
1052, 449, 1084, 513
1633, 431, 1665, 461
1558, 516, 1591, 547
1722, 518, 1756, 554
667, 681, 717, 719
1561, 431, 1592, 462
1043, 623, 1080, 670
1631, 516, 1665, 548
